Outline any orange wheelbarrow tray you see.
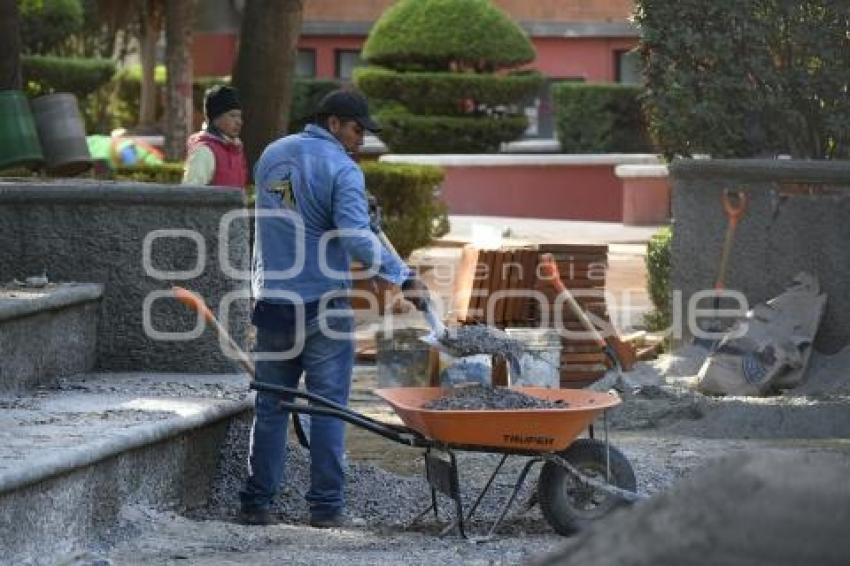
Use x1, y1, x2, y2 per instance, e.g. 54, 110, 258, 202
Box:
258, 381, 643, 540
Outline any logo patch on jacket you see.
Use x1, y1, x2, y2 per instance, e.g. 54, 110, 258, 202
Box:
269, 179, 296, 209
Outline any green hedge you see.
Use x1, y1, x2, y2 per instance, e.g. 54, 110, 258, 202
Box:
19, 0, 84, 55
553, 83, 653, 153
361, 162, 448, 258
644, 225, 672, 331
635, 0, 850, 159
112, 163, 185, 184
375, 110, 528, 153
354, 67, 542, 115
22, 55, 116, 98
108, 161, 448, 258
363, 0, 534, 71
289, 79, 342, 133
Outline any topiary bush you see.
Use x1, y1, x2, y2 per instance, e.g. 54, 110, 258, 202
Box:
19, 0, 84, 55
635, 0, 850, 159
644, 225, 672, 331
553, 83, 653, 153
354, 67, 542, 116
357, 0, 540, 154
22, 55, 116, 99
289, 79, 342, 133
376, 110, 528, 154
361, 162, 448, 258
362, 0, 534, 72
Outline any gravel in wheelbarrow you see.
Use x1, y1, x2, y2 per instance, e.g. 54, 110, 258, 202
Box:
423, 384, 566, 411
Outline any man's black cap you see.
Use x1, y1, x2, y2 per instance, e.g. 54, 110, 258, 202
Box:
316, 89, 381, 133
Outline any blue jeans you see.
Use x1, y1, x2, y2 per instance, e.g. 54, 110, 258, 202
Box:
239, 299, 354, 519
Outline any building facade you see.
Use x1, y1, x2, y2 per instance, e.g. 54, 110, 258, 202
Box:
193, 0, 639, 138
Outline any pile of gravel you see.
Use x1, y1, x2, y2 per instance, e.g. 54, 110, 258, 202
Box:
423, 385, 564, 411
193, 416, 547, 532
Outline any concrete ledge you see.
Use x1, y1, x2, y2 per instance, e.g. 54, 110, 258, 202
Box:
670, 158, 850, 183
0, 282, 103, 322
381, 153, 661, 167
615, 164, 669, 178
0, 179, 243, 205
0, 372, 253, 564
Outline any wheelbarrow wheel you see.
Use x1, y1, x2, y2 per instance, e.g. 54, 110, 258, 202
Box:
538, 438, 636, 536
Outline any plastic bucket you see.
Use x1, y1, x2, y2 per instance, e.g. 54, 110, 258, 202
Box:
505, 328, 562, 388
31, 93, 92, 176
376, 328, 432, 387
0, 91, 44, 170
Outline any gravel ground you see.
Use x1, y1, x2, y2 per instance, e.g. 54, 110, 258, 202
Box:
81, 345, 850, 565
423, 385, 563, 410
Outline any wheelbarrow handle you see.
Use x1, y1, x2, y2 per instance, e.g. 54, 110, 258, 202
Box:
251, 380, 421, 437
277, 400, 429, 447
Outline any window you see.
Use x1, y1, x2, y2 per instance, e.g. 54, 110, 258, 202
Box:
615, 49, 642, 85
335, 50, 364, 81
525, 77, 585, 139
296, 49, 316, 78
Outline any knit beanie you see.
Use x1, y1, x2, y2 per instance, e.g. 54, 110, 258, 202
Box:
204, 85, 241, 122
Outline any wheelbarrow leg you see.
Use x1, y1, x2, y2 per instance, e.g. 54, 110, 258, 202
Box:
474, 457, 541, 543
465, 454, 508, 522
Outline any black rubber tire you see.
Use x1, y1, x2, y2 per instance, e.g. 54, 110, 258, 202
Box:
538, 438, 636, 536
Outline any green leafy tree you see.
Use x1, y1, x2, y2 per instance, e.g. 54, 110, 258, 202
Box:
18, 0, 84, 54
635, 0, 850, 159
355, 0, 542, 153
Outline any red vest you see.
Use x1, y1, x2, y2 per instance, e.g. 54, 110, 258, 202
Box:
187, 132, 247, 189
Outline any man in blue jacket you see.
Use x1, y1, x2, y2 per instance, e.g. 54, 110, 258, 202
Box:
239, 89, 430, 527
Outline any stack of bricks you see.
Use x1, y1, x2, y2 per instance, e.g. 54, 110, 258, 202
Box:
452, 244, 612, 387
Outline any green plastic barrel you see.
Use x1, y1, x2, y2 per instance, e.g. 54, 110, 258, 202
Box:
31, 93, 92, 176
0, 90, 44, 171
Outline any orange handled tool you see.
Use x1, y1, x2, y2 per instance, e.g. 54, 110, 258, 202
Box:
172, 286, 256, 377
538, 254, 635, 371
715, 190, 748, 292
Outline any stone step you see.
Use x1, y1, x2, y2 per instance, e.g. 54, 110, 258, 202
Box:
0, 282, 102, 394
0, 372, 252, 565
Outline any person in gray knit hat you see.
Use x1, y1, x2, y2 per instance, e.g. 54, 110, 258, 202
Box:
182, 85, 246, 188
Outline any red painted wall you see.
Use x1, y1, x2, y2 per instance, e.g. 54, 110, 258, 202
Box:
531, 37, 637, 80
438, 165, 624, 221
194, 33, 238, 77
191, 34, 636, 82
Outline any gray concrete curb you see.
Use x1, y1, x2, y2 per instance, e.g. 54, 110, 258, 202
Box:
0, 283, 103, 322
0, 397, 252, 496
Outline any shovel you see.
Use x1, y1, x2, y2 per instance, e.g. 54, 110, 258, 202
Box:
171, 286, 312, 448
538, 254, 634, 392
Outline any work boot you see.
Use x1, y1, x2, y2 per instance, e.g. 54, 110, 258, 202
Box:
309, 511, 366, 529
238, 506, 275, 526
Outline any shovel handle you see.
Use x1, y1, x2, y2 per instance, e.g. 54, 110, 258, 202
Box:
171, 286, 256, 377
539, 254, 607, 348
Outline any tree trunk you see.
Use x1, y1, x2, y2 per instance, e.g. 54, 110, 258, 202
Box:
232, 0, 303, 177
0, 0, 22, 90
163, 0, 194, 161
138, 2, 163, 130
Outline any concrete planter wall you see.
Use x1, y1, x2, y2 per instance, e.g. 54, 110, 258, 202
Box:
615, 164, 670, 225
380, 154, 661, 222
0, 283, 102, 393
670, 159, 850, 352
0, 180, 250, 372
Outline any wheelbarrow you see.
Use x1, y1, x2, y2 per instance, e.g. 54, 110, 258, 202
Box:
172, 287, 642, 540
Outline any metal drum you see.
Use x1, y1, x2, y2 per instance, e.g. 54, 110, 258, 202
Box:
0, 90, 44, 170
31, 93, 92, 176
376, 328, 433, 387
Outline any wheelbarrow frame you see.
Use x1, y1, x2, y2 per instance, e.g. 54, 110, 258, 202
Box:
253, 380, 642, 540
